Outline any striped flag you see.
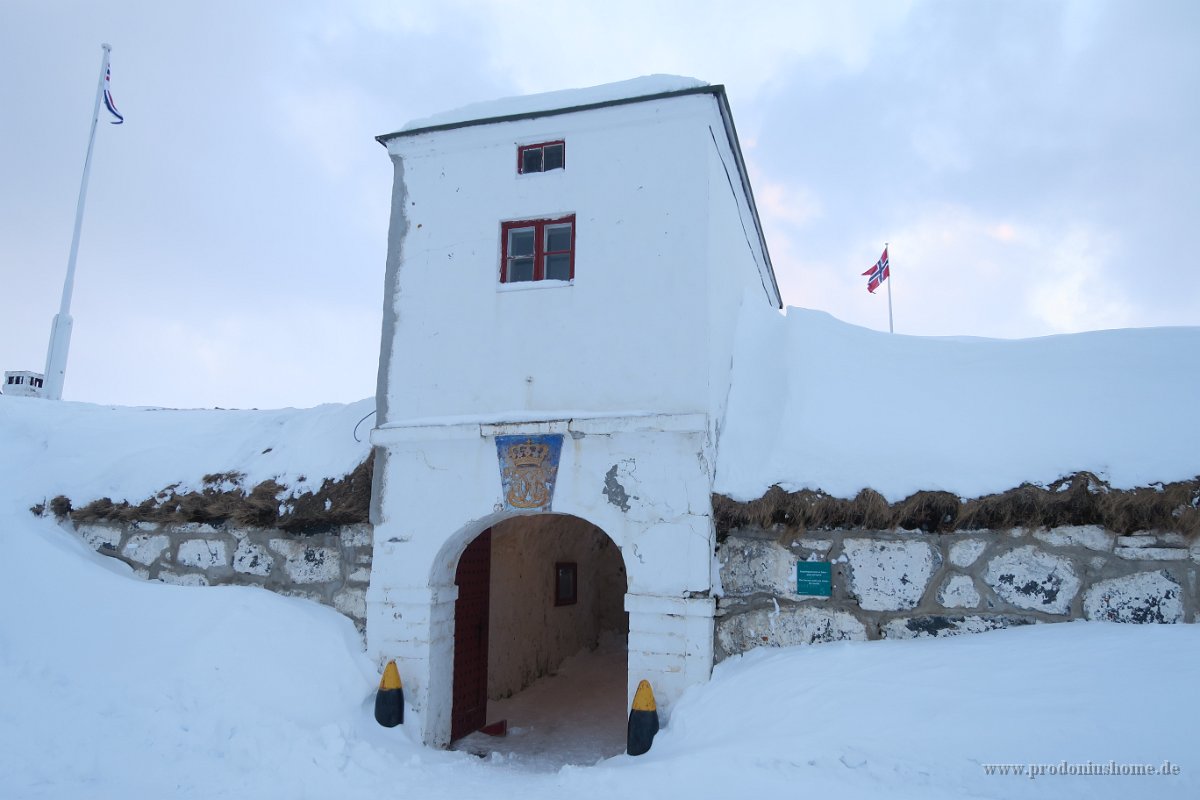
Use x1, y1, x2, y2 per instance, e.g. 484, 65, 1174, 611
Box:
103, 63, 123, 124
861, 246, 889, 294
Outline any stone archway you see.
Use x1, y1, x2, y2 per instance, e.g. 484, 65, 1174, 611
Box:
367, 414, 719, 750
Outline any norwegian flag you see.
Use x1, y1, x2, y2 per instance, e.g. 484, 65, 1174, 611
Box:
861, 246, 889, 294
103, 63, 123, 124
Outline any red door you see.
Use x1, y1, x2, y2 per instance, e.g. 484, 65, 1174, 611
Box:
451, 529, 491, 741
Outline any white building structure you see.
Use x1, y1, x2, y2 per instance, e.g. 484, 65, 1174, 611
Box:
3, 371, 46, 398
367, 76, 781, 747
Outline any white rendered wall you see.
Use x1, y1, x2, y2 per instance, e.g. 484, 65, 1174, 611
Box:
381, 94, 721, 425
704, 133, 777, 436
369, 89, 775, 747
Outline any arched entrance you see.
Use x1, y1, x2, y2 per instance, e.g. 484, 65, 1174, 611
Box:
367, 414, 718, 749
449, 513, 628, 758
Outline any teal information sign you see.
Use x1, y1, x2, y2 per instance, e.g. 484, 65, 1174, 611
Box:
796, 562, 832, 597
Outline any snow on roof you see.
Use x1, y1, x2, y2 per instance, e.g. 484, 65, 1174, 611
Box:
390, 74, 709, 137
716, 304, 1200, 502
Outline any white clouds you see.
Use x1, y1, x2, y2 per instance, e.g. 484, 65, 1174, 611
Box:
1059, 0, 1107, 61
66, 302, 380, 409
360, 0, 912, 100
750, 168, 826, 310
354, 0, 448, 36
880, 211, 1132, 338
274, 84, 378, 180
1026, 225, 1131, 333
751, 1, 1198, 341
768, 202, 1137, 340
2, 0, 1195, 410
752, 172, 824, 230
909, 122, 971, 174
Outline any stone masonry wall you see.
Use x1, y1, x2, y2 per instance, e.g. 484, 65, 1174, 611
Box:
71, 521, 372, 630
715, 525, 1198, 660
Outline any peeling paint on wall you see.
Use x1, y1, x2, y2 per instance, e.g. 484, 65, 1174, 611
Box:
603, 460, 638, 512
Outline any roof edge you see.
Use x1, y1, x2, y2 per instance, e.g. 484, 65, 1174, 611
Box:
376, 84, 723, 145
712, 91, 783, 309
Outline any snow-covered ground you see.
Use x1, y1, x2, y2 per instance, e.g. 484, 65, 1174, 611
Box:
3, 312, 1199, 798
2, 507, 1196, 798
451, 632, 627, 770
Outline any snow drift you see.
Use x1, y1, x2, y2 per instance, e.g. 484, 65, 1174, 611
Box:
8, 310, 1196, 520
716, 306, 1200, 502
2, 508, 1197, 798
1, 396, 373, 510
3, 313, 1200, 796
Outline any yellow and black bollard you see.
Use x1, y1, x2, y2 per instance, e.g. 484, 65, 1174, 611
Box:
374, 660, 404, 727
626, 679, 659, 756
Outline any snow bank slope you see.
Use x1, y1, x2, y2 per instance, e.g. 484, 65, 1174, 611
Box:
0, 512, 390, 797
1, 397, 1198, 797
717, 306, 1200, 501
654, 623, 1199, 798
0, 395, 373, 507
3, 510, 1197, 799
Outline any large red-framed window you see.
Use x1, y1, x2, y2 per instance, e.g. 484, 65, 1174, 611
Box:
517, 140, 565, 174
501, 215, 575, 283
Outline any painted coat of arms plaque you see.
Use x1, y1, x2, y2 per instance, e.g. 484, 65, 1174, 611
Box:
495, 434, 563, 511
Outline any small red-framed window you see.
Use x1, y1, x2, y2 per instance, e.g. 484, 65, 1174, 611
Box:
501, 215, 575, 283
518, 140, 565, 174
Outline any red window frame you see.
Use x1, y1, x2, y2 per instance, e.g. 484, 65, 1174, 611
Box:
517, 140, 565, 174
500, 215, 576, 283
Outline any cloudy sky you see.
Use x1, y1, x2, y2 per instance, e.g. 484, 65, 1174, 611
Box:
2, 0, 1197, 409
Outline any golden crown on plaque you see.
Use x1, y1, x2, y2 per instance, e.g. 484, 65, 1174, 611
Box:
509, 440, 550, 467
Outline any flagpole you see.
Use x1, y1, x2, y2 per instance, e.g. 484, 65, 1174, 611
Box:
44, 43, 112, 400
885, 241, 894, 334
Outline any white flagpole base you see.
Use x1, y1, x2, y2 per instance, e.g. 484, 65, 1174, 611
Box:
43, 313, 74, 401
887, 279, 894, 334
